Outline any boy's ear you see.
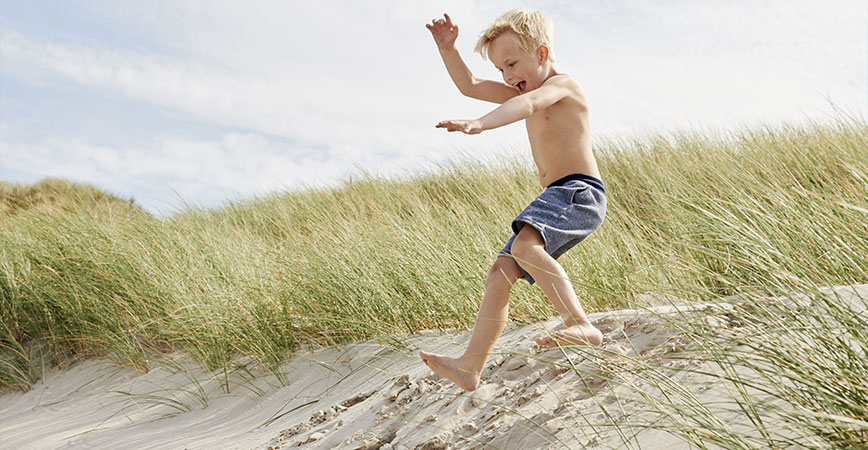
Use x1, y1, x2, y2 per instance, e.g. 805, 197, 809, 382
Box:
537, 45, 550, 65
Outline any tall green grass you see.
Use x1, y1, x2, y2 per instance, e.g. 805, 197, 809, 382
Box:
1, 120, 866, 397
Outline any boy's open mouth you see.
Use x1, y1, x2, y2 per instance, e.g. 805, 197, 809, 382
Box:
516, 81, 526, 93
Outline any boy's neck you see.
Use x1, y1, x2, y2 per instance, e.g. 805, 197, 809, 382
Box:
541, 64, 559, 82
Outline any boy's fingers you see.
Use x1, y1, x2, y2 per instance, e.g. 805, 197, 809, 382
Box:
437, 122, 469, 133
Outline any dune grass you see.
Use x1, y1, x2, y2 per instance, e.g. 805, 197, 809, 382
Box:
530, 284, 868, 449
1, 119, 867, 445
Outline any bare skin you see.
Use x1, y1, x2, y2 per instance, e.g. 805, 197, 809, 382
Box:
417, 352, 482, 392
421, 13, 603, 391
420, 256, 520, 392
534, 324, 603, 347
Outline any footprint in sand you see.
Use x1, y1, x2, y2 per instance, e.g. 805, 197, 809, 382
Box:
499, 356, 532, 382
468, 383, 497, 408
267, 390, 376, 448
540, 364, 571, 382
502, 356, 527, 372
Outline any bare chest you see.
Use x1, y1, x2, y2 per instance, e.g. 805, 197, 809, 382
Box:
524, 102, 585, 153
522, 101, 594, 184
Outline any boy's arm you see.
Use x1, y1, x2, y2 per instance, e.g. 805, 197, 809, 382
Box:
437, 48, 520, 104
427, 14, 519, 104
436, 75, 574, 134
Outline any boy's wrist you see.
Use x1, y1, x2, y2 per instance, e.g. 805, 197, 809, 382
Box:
438, 44, 457, 53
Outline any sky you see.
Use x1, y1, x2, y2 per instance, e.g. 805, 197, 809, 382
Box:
1, 0, 866, 217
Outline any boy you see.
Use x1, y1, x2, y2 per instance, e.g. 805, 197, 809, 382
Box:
419, 9, 606, 392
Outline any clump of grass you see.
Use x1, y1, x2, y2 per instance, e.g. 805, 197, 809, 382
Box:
1, 119, 866, 397
686, 284, 868, 448
0, 178, 138, 216
545, 283, 868, 449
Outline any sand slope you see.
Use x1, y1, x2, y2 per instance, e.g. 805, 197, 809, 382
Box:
3, 284, 865, 449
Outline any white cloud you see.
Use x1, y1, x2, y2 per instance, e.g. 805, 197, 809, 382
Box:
558, 0, 866, 134
0, 1, 490, 160
1, 30, 316, 140
5, 1, 861, 141
0, 132, 360, 212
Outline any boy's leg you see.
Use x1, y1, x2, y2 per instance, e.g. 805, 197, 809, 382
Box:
419, 256, 522, 392
510, 225, 603, 347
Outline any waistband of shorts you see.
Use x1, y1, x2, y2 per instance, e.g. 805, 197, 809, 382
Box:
547, 173, 605, 193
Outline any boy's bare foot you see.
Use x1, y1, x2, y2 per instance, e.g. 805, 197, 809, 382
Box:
418, 351, 481, 392
536, 322, 603, 347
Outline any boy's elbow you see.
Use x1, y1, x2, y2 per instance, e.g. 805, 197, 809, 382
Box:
523, 96, 538, 116
458, 77, 480, 97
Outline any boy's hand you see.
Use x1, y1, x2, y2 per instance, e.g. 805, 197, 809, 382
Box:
436, 119, 483, 135
426, 13, 458, 51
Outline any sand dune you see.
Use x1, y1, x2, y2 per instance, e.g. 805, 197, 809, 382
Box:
3, 284, 865, 449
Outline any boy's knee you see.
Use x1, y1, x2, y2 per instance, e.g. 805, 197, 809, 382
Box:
487, 257, 522, 286
511, 226, 545, 262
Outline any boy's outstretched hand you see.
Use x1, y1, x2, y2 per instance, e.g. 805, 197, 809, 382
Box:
426, 13, 458, 50
436, 119, 483, 134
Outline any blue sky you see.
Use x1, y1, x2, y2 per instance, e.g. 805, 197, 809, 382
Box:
1, 0, 865, 216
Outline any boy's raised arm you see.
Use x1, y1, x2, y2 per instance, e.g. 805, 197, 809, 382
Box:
427, 14, 519, 104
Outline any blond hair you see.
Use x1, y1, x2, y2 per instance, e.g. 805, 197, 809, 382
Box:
475, 8, 555, 63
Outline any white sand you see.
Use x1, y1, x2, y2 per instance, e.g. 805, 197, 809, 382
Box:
2, 284, 865, 449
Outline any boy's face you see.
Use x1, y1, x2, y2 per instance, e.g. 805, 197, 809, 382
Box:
488, 31, 547, 94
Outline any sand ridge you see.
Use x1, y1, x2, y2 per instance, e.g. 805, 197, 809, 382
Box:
2, 284, 865, 449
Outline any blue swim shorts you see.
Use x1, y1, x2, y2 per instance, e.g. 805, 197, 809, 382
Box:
499, 174, 607, 284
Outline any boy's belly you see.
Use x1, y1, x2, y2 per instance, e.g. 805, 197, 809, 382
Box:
534, 151, 601, 187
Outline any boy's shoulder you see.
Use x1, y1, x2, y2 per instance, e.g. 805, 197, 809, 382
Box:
541, 73, 582, 91
538, 73, 587, 106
